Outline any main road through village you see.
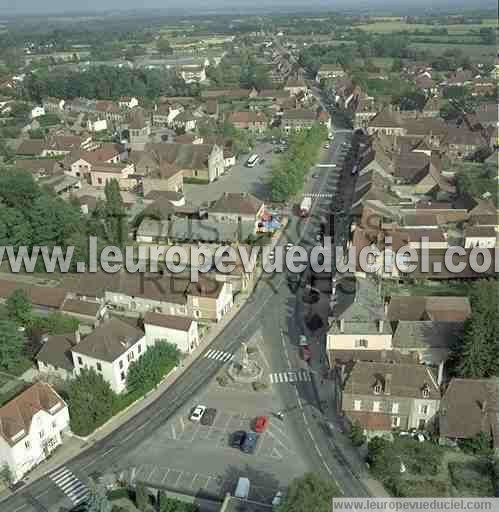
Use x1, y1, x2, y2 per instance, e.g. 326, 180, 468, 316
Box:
2, 129, 369, 512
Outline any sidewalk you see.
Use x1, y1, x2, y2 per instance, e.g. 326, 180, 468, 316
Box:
310, 354, 390, 497
0, 284, 257, 502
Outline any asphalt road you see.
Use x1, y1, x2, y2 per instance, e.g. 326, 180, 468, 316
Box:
2, 130, 367, 512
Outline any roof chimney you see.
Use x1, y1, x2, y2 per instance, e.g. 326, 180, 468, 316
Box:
378, 319, 384, 333
437, 360, 444, 386
74, 329, 81, 345
339, 318, 345, 333
384, 373, 392, 395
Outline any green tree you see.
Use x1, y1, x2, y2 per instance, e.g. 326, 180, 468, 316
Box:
452, 280, 499, 378
277, 472, 341, 512
67, 368, 117, 436
349, 420, 366, 447
156, 38, 173, 56
135, 482, 149, 511
126, 342, 180, 396
0, 464, 14, 487
85, 483, 112, 512
0, 319, 27, 373
158, 491, 199, 512
103, 179, 128, 247
6, 289, 32, 326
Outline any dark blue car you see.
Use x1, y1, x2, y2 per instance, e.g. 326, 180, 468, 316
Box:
241, 431, 258, 454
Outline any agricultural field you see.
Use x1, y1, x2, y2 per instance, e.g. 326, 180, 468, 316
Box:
409, 42, 495, 59
357, 18, 497, 34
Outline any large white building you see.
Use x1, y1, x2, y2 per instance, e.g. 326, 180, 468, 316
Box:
0, 382, 70, 483
144, 312, 199, 354
71, 317, 148, 394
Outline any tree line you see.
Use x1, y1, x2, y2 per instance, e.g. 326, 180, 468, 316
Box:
21, 66, 198, 103
270, 123, 327, 202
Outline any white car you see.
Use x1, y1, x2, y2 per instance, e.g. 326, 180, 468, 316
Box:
272, 491, 283, 508
269, 250, 275, 260
324, 143, 330, 149
328, 133, 334, 140
190, 405, 207, 422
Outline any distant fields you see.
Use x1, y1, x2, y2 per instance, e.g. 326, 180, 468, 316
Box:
357, 18, 497, 34
409, 42, 495, 58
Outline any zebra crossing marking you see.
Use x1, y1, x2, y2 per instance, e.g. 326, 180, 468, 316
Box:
49, 466, 89, 505
304, 193, 335, 199
204, 349, 234, 362
269, 370, 311, 384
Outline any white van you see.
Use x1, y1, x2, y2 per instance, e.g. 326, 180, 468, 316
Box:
234, 477, 250, 499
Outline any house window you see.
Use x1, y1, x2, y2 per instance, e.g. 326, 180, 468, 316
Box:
25, 440, 31, 449
96, 362, 102, 372
97, 178, 102, 185
52, 421, 57, 429
419, 405, 429, 415
373, 401, 380, 412
77, 357, 83, 366
138, 344, 141, 354
354, 400, 362, 411
119, 360, 124, 369
418, 419, 426, 430
422, 386, 430, 398
373, 383, 382, 394
391, 416, 401, 428
392, 403, 399, 414
355, 339, 368, 348
127, 351, 134, 362
120, 371, 126, 381
39, 430, 45, 439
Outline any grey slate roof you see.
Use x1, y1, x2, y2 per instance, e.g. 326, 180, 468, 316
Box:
392, 321, 464, 349
36, 334, 76, 372
72, 317, 144, 363
137, 218, 255, 242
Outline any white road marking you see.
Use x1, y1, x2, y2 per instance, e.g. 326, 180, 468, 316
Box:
49, 467, 89, 505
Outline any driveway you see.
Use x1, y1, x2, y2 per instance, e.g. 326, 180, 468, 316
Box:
183, 142, 274, 206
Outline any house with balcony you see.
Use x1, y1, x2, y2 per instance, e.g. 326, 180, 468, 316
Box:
0, 383, 70, 483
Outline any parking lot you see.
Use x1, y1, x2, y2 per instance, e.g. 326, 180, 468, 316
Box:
183, 142, 274, 206
117, 372, 310, 504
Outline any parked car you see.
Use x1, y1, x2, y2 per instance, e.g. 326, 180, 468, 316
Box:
254, 416, 269, 433
241, 432, 258, 454
200, 407, 217, 426
235, 477, 250, 499
230, 430, 246, 449
324, 143, 330, 149
272, 491, 283, 508
190, 405, 207, 422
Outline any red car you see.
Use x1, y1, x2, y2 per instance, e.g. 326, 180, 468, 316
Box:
301, 346, 311, 362
254, 415, 269, 433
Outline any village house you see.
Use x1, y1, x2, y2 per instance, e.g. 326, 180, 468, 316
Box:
144, 313, 199, 354
153, 103, 184, 127
0, 383, 70, 483
42, 97, 65, 113
366, 111, 406, 137
281, 109, 330, 132
179, 65, 207, 84
95, 100, 123, 122
208, 192, 265, 233
342, 361, 441, 435
135, 142, 224, 184
36, 333, 77, 380
443, 126, 486, 160
171, 110, 198, 133
227, 111, 268, 133
201, 88, 257, 100
464, 225, 497, 248
284, 78, 308, 96
315, 63, 346, 83
439, 378, 498, 453
118, 96, 139, 109
71, 317, 148, 394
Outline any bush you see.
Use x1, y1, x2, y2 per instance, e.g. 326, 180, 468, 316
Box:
216, 374, 229, 387
108, 488, 130, 501
126, 341, 180, 396
252, 381, 268, 392
349, 420, 366, 447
